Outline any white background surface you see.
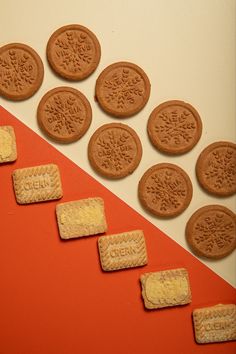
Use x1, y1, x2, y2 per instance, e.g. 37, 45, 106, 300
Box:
0, 0, 235, 286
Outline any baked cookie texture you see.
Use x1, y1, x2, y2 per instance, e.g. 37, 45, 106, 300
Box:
47, 24, 101, 80
12, 164, 62, 204
88, 123, 142, 179
37, 86, 92, 143
196, 141, 236, 197
56, 197, 107, 239
0, 43, 44, 100
186, 205, 236, 259
0, 126, 17, 163
138, 163, 193, 218
147, 100, 202, 155
98, 230, 147, 271
95, 62, 151, 117
140, 268, 191, 310
193, 304, 236, 344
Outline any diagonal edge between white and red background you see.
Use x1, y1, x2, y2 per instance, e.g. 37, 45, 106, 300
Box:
0, 0, 235, 287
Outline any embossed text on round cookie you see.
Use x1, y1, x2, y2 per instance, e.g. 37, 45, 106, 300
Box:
0, 43, 44, 100
196, 141, 236, 197
37, 87, 92, 143
47, 24, 101, 80
95, 62, 151, 118
88, 123, 142, 179
138, 163, 193, 218
148, 100, 202, 154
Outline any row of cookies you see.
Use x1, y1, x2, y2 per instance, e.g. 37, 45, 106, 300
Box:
0, 125, 236, 344
2, 26, 234, 222
35, 80, 236, 261
0, 26, 235, 194
1, 120, 235, 261
0, 23, 235, 346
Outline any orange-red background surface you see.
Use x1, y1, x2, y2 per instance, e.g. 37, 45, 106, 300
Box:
0, 106, 235, 354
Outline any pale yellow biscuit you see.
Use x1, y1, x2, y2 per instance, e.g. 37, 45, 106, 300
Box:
98, 230, 147, 271
0, 125, 17, 163
12, 163, 62, 204
140, 268, 191, 309
193, 304, 236, 344
56, 197, 107, 239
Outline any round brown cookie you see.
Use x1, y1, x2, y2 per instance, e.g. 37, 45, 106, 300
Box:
37, 87, 92, 143
147, 100, 202, 154
196, 141, 236, 197
138, 163, 193, 218
95, 62, 151, 118
47, 24, 101, 80
0, 43, 44, 100
88, 123, 142, 179
186, 205, 236, 259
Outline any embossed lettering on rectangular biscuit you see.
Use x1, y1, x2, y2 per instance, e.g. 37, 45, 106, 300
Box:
12, 163, 62, 204
56, 197, 107, 239
98, 230, 147, 271
193, 304, 236, 344
140, 268, 191, 309
0, 125, 17, 163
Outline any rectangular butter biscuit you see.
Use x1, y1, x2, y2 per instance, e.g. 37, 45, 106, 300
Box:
193, 304, 236, 344
140, 268, 191, 309
56, 197, 107, 239
12, 163, 62, 204
98, 230, 147, 271
0, 125, 17, 163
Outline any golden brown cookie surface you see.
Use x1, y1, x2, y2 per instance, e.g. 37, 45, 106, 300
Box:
12, 164, 63, 204
37, 87, 92, 143
140, 268, 191, 310
186, 205, 236, 259
148, 100, 202, 154
0, 43, 44, 100
98, 230, 147, 271
196, 141, 236, 197
193, 304, 236, 343
88, 123, 142, 179
0, 126, 17, 163
138, 163, 193, 217
56, 197, 107, 239
95, 62, 151, 117
47, 24, 101, 80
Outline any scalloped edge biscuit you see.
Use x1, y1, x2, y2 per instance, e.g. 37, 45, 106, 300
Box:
140, 268, 191, 309
56, 197, 107, 239
98, 230, 147, 271
193, 304, 236, 344
0, 126, 17, 163
12, 163, 62, 204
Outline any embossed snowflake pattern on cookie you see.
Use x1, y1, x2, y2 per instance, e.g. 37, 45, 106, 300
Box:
196, 141, 236, 196
186, 205, 236, 259
88, 123, 142, 178
147, 172, 187, 210
104, 69, 143, 108
138, 163, 193, 217
47, 25, 101, 80
148, 100, 202, 154
95, 62, 151, 117
97, 130, 133, 170
0, 43, 44, 100
37, 87, 92, 143
55, 32, 93, 71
